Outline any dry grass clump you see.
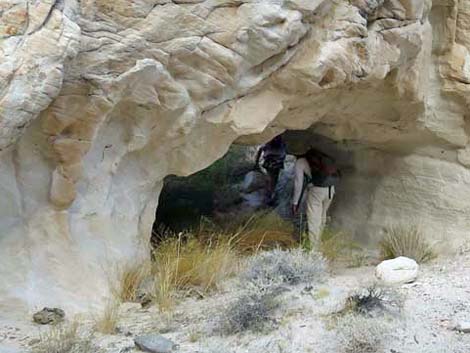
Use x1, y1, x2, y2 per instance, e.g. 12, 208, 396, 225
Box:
318, 228, 362, 263
242, 248, 326, 289
111, 260, 150, 302
93, 300, 120, 335
211, 211, 296, 253
32, 321, 95, 353
152, 235, 239, 311
234, 211, 296, 252
219, 290, 280, 335
379, 225, 436, 263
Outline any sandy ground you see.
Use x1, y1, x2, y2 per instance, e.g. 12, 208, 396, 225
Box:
1, 251, 470, 353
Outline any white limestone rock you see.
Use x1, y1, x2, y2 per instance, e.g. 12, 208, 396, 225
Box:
375, 257, 419, 285
453, 321, 470, 333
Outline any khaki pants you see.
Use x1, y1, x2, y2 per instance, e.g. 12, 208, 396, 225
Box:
306, 186, 334, 247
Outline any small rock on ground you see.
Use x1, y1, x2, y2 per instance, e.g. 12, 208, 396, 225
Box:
32, 307, 65, 325
134, 334, 177, 353
453, 321, 470, 333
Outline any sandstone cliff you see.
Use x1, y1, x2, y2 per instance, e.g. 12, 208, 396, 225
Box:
1, 0, 470, 314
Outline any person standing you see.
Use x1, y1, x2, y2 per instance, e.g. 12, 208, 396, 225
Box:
291, 149, 340, 248
255, 135, 287, 205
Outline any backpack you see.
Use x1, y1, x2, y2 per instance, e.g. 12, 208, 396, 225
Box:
304, 149, 341, 196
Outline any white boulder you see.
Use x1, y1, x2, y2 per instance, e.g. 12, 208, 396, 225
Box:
453, 321, 470, 333
375, 257, 419, 285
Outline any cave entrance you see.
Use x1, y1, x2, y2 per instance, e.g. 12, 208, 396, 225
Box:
152, 130, 356, 249
152, 144, 257, 239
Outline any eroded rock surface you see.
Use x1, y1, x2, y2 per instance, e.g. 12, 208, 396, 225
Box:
1, 0, 470, 314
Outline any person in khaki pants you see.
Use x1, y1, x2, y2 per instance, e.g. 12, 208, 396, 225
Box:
291, 151, 337, 248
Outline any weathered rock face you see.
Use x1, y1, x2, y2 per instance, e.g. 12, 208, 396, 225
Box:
1, 0, 470, 314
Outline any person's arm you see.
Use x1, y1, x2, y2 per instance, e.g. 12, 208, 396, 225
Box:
254, 147, 263, 169
292, 158, 306, 211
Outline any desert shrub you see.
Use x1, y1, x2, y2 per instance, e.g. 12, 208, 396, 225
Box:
112, 261, 150, 302
219, 290, 280, 335
32, 321, 95, 353
338, 285, 403, 317
344, 286, 386, 315
242, 248, 326, 289
379, 225, 436, 263
93, 300, 120, 335
152, 235, 238, 311
337, 314, 390, 353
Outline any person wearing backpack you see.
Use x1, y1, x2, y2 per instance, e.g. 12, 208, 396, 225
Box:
291, 148, 340, 248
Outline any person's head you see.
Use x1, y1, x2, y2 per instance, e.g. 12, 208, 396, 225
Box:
268, 135, 283, 148
304, 148, 319, 163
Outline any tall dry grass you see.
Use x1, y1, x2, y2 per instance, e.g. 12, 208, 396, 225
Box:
379, 225, 436, 263
32, 321, 93, 353
151, 234, 239, 311
149, 211, 305, 310
213, 211, 296, 253
111, 260, 150, 303
93, 300, 120, 335
320, 228, 361, 263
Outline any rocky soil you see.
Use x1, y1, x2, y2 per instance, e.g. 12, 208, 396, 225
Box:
2, 249, 470, 353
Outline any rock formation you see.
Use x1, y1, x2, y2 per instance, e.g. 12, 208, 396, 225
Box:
1, 0, 470, 314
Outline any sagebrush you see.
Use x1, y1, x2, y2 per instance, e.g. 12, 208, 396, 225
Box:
337, 314, 391, 353
242, 248, 326, 289
379, 225, 436, 263
219, 290, 279, 335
